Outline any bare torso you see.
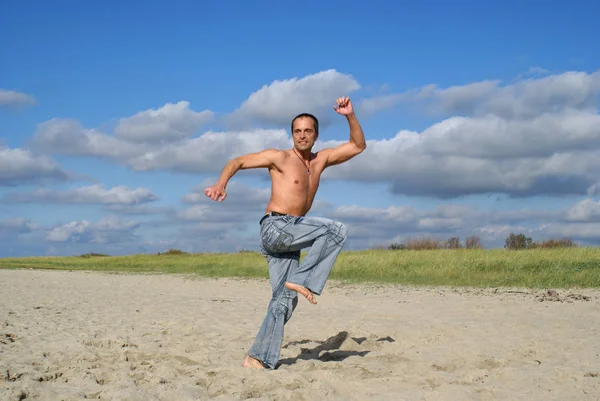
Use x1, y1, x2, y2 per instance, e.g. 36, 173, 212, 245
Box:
265, 149, 328, 216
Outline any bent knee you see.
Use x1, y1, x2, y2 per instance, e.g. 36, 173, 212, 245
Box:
332, 221, 348, 243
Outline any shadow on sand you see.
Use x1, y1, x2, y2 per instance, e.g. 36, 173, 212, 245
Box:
277, 330, 394, 367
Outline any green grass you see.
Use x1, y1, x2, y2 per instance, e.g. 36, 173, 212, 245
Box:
2, 248, 600, 289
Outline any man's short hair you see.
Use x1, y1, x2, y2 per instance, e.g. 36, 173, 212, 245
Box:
291, 113, 319, 135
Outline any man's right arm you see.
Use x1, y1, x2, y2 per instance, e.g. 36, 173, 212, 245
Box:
204, 149, 281, 202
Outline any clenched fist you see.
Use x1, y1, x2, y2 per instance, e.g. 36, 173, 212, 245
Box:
204, 185, 227, 202
334, 96, 354, 116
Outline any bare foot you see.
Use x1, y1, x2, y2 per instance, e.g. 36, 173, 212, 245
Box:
242, 355, 265, 369
285, 282, 317, 304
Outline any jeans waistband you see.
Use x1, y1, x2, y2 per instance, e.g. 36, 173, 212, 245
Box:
259, 211, 287, 225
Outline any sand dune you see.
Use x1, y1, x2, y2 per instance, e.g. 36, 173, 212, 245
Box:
1, 269, 599, 400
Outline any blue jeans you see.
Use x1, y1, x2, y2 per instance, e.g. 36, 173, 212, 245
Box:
247, 213, 348, 369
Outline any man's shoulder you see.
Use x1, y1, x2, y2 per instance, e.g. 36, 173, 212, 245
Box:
315, 147, 332, 156
314, 147, 333, 160
262, 148, 289, 158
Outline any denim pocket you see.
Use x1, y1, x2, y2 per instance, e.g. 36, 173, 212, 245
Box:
260, 220, 293, 253
260, 223, 278, 244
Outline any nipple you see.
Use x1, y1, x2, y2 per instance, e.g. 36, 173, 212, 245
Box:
294, 180, 299, 184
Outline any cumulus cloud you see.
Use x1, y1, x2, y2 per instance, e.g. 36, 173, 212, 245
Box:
179, 178, 333, 220
45, 216, 141, 244
563, 198, 600, 222
174, 186, 573, 251
31, 100, 214, 157
539, 222, 600, 242
0, 218, 43, 257
127, 129, 291, 173
176, 180, 271, 224
28, 68, 600, 201
1, 216, 150, 256
360, 69, 600, 118
319, 128, 600, 199
321, 69, 600, 199
2, 184, 158, 205
175, 229, 259, 253
32, 117, 291, 174
103, 204, 174, 215
226, 69, 361, 129
114, 101, 214, 143
326, 198, 600, 249
0, 147, 71, 186
417, 70, 600, 119
31, 118, 145, 159
0, 88, 36, 108
182, 179, 271, 207
7, 193, 600, 255
0, 218, 37, 239
161, 179, 333, 253
358, 93, 406, 116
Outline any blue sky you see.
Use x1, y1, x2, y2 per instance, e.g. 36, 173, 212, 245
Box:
2, 0, 600, 256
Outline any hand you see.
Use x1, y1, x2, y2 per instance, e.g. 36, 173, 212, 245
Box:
334, 96, 354, 116
204, 185, 227, 202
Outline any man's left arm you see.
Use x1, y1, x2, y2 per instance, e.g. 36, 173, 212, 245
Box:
324, 98, 367, 167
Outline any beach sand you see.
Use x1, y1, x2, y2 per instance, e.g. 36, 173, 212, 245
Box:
1, 269, 599, 400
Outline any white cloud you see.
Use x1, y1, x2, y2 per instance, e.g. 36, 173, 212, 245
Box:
358, 93, 406, 116
360, 69, 600, 118
432, 70, 600, 119
171, 227, 259, 253
226, 69, 361, 129
0, 218, 44, 257
0, 88, 36, 107
7, 192, 600, 255
321, 83, 600, 198
521, 66, 551, 77
32, 115, 291, 174
45, 216, 141, 244
114, 101, 214, 143
2, 184, 158, 205
182, 179, 271, 206
0, 218, 37, 239
539, 222, 600, 242
46, 220, 90, 242
127, 129, 291, 173
32, 118, 145, 158
27, 68, 600, 201
0, 147, 71, 186
30, 100, 214, 158
326, 199, 600, 249
176, 180, 271, 223
103, 204, 174, 215
564, 198, 600, 222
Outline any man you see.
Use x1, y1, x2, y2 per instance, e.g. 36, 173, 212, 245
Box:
204, 97, 366, 369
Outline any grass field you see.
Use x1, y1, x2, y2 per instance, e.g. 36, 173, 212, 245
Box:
2, 247, 600, 289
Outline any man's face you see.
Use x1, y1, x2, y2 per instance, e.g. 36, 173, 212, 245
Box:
292, 117, 318, 151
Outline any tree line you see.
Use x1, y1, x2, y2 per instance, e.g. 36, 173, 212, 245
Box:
387, 233, 577, 250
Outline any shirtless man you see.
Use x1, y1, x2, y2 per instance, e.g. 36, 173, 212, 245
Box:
204, 97, 366, 369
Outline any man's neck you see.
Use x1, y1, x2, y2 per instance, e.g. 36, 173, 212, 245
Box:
293, 147, 312, 160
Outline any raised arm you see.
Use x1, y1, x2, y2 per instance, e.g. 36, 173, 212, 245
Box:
204, 149, 281, 202
323, 97, 367, 167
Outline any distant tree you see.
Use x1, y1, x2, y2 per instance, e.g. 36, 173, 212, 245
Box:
538, 238, 577, 248
405, 237, 443, 250
445, 237, 462, 249
388, 243, 406, 250
157, 249, 189, 256
465, 236, 482, 249
504, 233, 533, 250
78, 253, 110, 258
